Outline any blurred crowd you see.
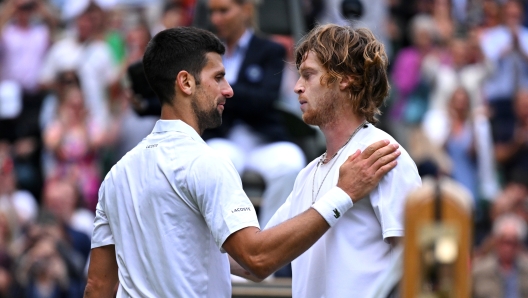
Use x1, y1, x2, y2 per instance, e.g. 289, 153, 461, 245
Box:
0, 0, 526, 296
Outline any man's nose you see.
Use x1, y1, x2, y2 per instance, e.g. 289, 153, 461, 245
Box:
223, 83, 234, 98
294, 80, 304, 94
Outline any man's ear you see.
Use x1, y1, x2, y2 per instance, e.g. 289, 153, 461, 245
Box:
176, 71, 195, 96
339, 75, 354, 91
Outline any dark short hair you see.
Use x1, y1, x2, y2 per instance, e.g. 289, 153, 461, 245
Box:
143, 27, 225, 105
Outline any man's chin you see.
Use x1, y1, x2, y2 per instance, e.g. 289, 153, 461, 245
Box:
211, 119, 222, 129
302, 113, 318, 126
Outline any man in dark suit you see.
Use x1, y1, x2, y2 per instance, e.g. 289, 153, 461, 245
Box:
205, 0, 306, 228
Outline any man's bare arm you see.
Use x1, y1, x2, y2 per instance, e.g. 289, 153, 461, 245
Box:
84, 245, 119, 298
229, 255, 264, 282
224, 140, 400, 279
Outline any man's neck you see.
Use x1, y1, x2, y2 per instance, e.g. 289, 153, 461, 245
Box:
320, 115, 366, 159
225, 28, 248, 55
160, 104, 202, 135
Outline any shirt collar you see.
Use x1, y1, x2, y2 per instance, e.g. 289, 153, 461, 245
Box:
237, 29, 253, 51
151, 120, 205, 144
225, 29, 253, 56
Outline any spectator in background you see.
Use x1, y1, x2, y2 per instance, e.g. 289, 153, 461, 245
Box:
479, 0, 528, 141
443, 88, 488, 204
42, 179, 94, 239
432, 0, 455, 46
124, 21, 151, 68
151, 0, 188, 35
473, 0, 502, 36
389, 14, 440, 148
473, 213, 528, 298
422, 36, 491, 114
316, 0, 392, 57
205, 0, 306, 227
494, 89, 528, 183
0, 150, 38, 232
13, 235, 72, 298
0, 0, 55, 100
38, 0, 118, 128
12, 211, 89, 298
39, 71, 81, 135
0, 0, 57, 200
43, 87, 105, 211
0, 211, 14, 298
490, 181, 528, 228
420, 35, 499, 202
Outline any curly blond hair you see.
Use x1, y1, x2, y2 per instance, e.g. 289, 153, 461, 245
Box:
295, 24, 390, 124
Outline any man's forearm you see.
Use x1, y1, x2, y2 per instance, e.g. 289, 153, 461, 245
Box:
84, 281, 118, 298
224, 207, 330, 279
84, 245, 119, 298
229, 255, 264, 282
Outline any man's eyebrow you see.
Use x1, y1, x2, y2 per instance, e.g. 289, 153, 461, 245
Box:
299, 66, 315, 73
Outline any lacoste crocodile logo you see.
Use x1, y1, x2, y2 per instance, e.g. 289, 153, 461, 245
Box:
333, 208, 340, 219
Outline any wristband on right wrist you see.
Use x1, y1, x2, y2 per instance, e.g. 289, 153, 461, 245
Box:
311, 186, 354, 227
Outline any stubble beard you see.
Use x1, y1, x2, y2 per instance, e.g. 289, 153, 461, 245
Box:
302, 89, 340, 127
192, 91, 222, 132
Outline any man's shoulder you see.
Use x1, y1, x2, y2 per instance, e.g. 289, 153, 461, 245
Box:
356, 125, 396, 147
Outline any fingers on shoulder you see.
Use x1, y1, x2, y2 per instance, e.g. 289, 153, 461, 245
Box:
360, 140, 390, 159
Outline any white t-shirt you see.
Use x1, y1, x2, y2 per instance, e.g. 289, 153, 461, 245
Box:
266, 124, 421, 298
92, 120, 260, 297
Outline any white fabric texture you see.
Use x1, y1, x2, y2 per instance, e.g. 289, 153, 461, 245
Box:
91, 120, 260, 297
265, 125, 422, 298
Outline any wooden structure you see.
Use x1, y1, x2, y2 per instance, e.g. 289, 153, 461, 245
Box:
401, 177, 473, 298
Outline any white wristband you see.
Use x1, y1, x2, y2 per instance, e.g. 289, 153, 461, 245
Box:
311, 186, 353, 227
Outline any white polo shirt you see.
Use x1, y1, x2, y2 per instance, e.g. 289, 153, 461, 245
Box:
91, 120, 260, 297
265, 124, 421, 298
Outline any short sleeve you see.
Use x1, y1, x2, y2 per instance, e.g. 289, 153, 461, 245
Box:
187, 152, 260, 250
368, 148, 422, 241
91, 181, 115, 248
